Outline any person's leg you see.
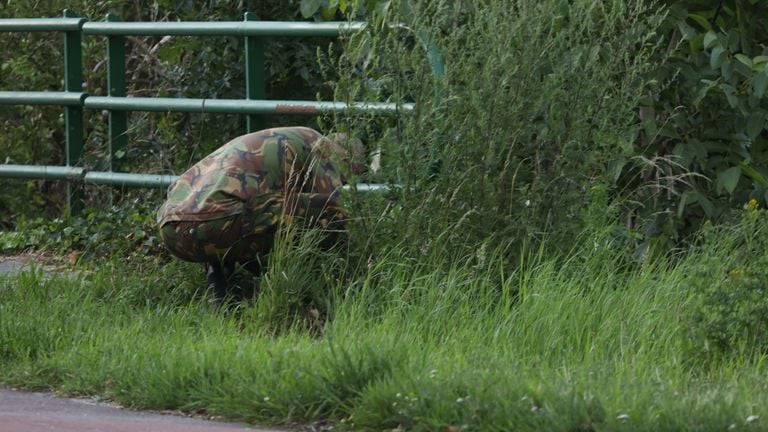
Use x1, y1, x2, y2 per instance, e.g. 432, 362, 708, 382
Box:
195, 214, 276, 300
204, 262, 229, 299
224, 218, 275, 301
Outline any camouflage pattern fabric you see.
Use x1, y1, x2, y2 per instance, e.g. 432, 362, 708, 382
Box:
157, 126, 347, 263
160, 215, 276, 264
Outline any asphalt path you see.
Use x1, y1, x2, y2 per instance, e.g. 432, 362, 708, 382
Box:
0, 389, 286, 432
0, 257, 288, 432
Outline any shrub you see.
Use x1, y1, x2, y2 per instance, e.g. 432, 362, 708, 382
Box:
684, 200, 768, 357
628, 0, 768, 242
0, 195, 164, 259
333, 0, 667, 256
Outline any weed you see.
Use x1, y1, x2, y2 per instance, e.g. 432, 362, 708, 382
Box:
684, 205, 768, 358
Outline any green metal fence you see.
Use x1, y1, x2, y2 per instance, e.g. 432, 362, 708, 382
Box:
0, 10, 437, 215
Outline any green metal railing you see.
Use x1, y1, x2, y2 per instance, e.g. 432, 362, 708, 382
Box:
0, 10, 439, 215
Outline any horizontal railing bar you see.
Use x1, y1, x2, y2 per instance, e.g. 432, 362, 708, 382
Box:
343, 183, 393, 193
0, 91, 87, 106
84, 96, 414, 114
84, 171, 178, 188
82, 21, 366, 36
0, 164, 391, 190
0, 17, 86, 32
0, 164, 176, 187
0, 93, 413, 113
0, 164, 84, 180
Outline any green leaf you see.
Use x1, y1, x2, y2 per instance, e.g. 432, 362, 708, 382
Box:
339, 0, 347, 12
721, 61, 734, 81
375, 0, 391, 15
703, 31, 719, 49
320, 5, 338, 20
747, 111, 765, 140
677, 191, 693, 218
677, 20, 697, 40
156, 43, 182, 63
642, 118, 658, 139
689, 139, 707, 161
710, 46, 727, 69
300, 0, 321, 18
689, 14, 712, 31
694, 79, 718, 106
717, 166, 742, 194
659, 124, 681, 139
735, 54, 753, 69
698, 194, 715, 218
741, 161, 768, 188
720, 83, 739, 108
683, 191, 715, 217
608, 156, 626, 184
753, 71, 768, 99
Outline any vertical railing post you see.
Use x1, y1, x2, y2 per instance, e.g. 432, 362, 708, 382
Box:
244, 12, 265, 133
106, 13, 127, 172
63, 9, 84, 215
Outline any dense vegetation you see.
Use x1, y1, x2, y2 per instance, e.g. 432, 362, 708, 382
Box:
2, 0, 768, 430
1, 1, 766, 246
2, 209, 768, 431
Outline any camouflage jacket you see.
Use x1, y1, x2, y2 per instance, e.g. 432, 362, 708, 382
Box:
157, 127, 345, 227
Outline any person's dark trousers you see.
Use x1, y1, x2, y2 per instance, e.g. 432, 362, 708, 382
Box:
205, 260, 263, 301
205, 262, 231, 300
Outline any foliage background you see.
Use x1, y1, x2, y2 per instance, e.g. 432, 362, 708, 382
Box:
630, 0, 768, 244
0, 0, 766, 258
0, 0, 362, 226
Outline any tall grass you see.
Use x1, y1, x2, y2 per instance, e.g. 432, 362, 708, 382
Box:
2, 219, 767, 430
333, 0, 667, 255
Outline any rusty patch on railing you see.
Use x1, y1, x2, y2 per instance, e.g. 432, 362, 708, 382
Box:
275, 104, 318, 114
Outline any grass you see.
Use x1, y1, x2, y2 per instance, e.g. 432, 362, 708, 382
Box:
2, 1, 764, 429
2, 221, 767, 432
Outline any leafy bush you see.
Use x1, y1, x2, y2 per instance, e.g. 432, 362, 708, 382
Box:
333, 0, 667, 256
0, 195, 164, 259
4, 0, 768, 265
626, 0, 768, 243
684, 200, 768, 357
